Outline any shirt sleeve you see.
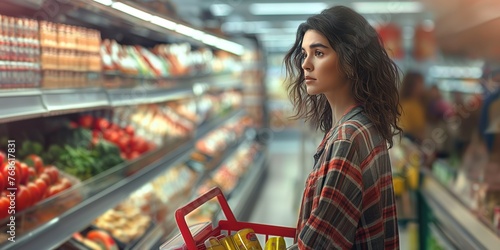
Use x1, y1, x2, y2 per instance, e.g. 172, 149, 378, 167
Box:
297, 139, 363, 250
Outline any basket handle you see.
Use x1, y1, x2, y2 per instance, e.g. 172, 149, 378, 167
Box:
175, 187, 237, 249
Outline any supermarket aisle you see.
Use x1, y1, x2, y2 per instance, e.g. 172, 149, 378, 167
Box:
249, 129, 412, 249
248, 130, 305, 228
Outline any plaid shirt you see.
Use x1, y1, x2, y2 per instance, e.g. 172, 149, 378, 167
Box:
296, 106, 399, 249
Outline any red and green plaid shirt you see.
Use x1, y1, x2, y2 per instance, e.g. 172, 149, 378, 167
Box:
296, 106, 399, 249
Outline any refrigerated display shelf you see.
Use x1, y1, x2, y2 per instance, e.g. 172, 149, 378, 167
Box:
43, 88, 110, 115
228, 150, 267, 220
190, 128, 252, 192
0, 89, 45, 123
420, 170, 500, 250
0, 73, 240, 124
106, 86, 193, 107
195, 109, 245, 140
0, 107, 243, 250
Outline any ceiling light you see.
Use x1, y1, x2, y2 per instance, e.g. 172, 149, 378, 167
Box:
112, 2, 152, 21
150, 16, 177, 30
176, 25, 204, 40
352, 2, 424, 14
216, 40, 245, 56
210, 4, 233, 16
92, 0, 112, 6
249, 3, 328, 15
201, 34, 220, 46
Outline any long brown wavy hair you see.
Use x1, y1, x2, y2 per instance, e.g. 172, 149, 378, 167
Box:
284, 6, 402, 147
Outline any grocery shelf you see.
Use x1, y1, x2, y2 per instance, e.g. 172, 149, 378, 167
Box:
106, 86, 193, 107
0, 108, 243, 250
190, 127, 251, 191
195, 109, 245, 140
132, 224, 166, 249
42, 88, 110, 115
0, 89, 45, 123
0, 73, 240, 124
420, 171, 500, 250
228, 150, 267, 220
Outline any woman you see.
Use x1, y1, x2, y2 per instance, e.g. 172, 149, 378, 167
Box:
399, 72, 427, 143
284, 6, 401, 249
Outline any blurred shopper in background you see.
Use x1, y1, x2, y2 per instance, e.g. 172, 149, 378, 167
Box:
284, 6, 401, 250
479, 63, 500, 164
425, 85, 453, 158
399, 71, 427, 144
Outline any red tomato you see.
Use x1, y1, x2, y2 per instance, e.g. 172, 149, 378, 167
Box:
109, 123, 119, 131
44, 166, 59, 184
117, 136, 129, 151
129, 151, 140, 160
47, 185, 64, 197
34, 179, 48, 198
79, 115, 93, 128
27, 182, 41, 205
0, 151, 5, 163
19, 162, 29, 185
94, 118, 110, 131
60, 178, 72, 190
0, 197, 9, 219
124, 125, 134, 137
39, 173, 52, 186
26, 155, 44, 175
16, 185, 32, 212
27, 167, 37, 182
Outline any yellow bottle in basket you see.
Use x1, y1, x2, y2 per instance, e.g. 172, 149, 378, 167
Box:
264, 237, 286, 250
220, 235, 239, 250
233, 228, 263, 250
205, 237, 226, 250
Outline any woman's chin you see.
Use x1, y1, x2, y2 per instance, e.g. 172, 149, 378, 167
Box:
306, 87, 319, 95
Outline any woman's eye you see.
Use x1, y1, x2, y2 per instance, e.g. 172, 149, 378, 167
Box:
315, 51, 324, 56
301, 53, 307, 59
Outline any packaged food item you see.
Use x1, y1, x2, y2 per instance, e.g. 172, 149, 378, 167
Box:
205, 237, 226, 250
220, 235, 239, 250
233, 228, 262, 250
264, 237, 286, 250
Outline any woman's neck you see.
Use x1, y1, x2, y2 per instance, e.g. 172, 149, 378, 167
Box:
325, 88, 357, 126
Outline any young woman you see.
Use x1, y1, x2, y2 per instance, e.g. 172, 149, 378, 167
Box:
284, 6, 401, 249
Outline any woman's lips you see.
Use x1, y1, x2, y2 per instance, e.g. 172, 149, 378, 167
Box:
305, 77, 316, 84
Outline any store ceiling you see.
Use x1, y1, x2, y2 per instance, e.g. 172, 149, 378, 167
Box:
170, 0, 434, 52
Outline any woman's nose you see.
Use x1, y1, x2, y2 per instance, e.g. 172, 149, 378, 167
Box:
301, 57, 313, 71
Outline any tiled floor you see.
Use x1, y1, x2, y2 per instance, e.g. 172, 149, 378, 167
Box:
249, 129, 412, 249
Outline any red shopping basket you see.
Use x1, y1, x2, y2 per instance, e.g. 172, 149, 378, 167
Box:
161, 187, 297, 250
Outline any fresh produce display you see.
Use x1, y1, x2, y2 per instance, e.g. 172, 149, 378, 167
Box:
211, 143, 261, 194
198, 91, 243, 124
151, 164, 197, 204
115, 103, 195, 146
93, 202, 152, 244
188, 141, 263, 225
101, 40, 234, 81
72, 229, 119, 250
195, 116, 252, 157
0, 151, 75, 220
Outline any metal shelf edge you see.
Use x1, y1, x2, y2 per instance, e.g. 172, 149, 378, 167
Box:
420, 174, 500, 249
